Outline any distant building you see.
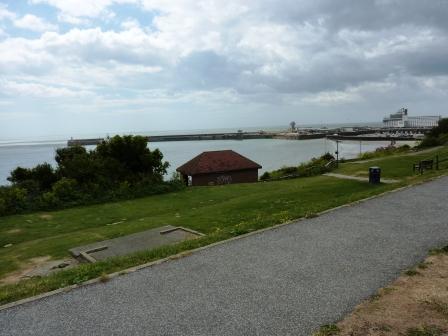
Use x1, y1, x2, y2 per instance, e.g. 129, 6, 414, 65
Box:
176, 150, 262, 186
383, 108, 441, 128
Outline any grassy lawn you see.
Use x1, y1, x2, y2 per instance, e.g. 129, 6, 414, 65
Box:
336, 146, 448, 180
0, 145, 447, 305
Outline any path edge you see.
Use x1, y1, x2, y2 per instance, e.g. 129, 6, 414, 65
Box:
1, 174, 445, 311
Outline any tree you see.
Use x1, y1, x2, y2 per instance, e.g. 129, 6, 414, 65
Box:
55, 146, 99, 184
430, 118, 448, 138
8, 163, 57, 191
95, 135, 169, 182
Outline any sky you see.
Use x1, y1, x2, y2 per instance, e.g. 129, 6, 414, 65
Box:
0, 0, 447, 139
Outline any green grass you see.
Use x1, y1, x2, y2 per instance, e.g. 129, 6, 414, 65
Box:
0, 145, 447, 305
313, 324, 340, 336
336, 146, 448, 180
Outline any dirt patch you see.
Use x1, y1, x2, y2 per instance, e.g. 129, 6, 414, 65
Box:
1, 256, 52, 285
334, 254, 448, 336
0, 256, 77, 285
6, 229, 22, 234
39, 214, 53, 220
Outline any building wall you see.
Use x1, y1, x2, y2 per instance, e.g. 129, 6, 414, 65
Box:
191, 169, 259, 186
406, 116, 441, 128
383, 115, 441, 128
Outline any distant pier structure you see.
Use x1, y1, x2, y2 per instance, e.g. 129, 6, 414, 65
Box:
383, 108, 441, 128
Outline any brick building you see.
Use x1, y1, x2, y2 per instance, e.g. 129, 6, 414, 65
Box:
176, 150, 262, 186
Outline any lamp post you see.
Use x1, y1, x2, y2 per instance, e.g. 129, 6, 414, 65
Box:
335, 140, 341, 167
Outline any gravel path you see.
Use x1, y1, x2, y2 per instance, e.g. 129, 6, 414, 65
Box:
1, 177, 448, 336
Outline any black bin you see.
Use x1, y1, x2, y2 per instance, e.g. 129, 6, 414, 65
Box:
369, 166, 381, 184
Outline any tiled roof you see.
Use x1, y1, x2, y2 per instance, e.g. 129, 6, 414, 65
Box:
176, 150, 262, 175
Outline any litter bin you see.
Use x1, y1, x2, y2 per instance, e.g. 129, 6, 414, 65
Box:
369, 166, 381, 184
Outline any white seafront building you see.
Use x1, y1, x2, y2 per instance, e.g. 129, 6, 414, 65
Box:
383, 108, 441, 128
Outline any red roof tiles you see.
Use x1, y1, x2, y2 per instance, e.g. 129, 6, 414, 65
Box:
176, 150, 262, 175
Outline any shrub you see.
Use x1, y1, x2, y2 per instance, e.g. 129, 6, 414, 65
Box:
418, 118, 448, 148
0, 187, 28, 216
8, 163, 57, 191
429, 118, 448, 138
359, 144, 411, 160
0, 135, 178, 216
52, 178, 79, 202
418, 137, 440, 148
260, 172, 271, 181
260, 153, 334, 181
40, 192, 60, 208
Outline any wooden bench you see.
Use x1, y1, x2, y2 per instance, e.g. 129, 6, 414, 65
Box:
413, 159, 434, 174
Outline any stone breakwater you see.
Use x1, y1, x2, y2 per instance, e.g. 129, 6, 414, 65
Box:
67, 127, 428, 146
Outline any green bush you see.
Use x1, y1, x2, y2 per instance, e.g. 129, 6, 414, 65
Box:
260, 153, 335, 181
8, 163, 57, 191
260, 172, 271, 181
0, 135, 179, 216
39, 191, 61, 208
418, 118, 448, 148
358, 145, 411, 160
0, 187, 28, 215
52, 178, 79, 202
418, 137, 441, 148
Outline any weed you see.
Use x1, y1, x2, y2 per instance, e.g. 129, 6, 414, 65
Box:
405, 269, 420, 276
376, 324, 392, 332
305, 212, 318, 219
418, 262, 431, 269
72, 275, 89, 285
406, 325, 444, 336
99, 272, 109, 283
424, 299, 448, 317
313, 324, 340, 336
369, 292, 382, 302
429, 245, 448, 255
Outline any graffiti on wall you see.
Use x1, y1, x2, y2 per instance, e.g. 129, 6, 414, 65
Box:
217, 175, 232, 185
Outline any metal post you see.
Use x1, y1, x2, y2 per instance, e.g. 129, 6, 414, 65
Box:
335, 140, 340, 167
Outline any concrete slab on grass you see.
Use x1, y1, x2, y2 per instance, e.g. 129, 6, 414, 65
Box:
324, 173, 399, 184
69, 226, 203, 262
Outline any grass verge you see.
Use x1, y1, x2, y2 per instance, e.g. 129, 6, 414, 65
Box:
0, 146, 447, 306
313, 245, 448, 336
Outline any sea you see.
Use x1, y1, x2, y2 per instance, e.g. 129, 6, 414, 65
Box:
0, 123, 412, 185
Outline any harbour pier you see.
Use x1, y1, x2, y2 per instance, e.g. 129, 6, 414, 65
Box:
67, 127, 430, 146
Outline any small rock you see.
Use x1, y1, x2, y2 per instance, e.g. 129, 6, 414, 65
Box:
3, 243, 13, 248
57, 262, 70, 269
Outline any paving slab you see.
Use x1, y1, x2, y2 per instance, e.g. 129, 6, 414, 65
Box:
1, 177, 448, 336
69, 225, 203, 262
324, 172, 400, 183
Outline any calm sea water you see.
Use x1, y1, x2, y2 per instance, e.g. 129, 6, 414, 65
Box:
0, 137, 413, 185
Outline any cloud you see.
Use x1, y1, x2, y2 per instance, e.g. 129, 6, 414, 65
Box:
1, 0, 448, 138
0, 4, 15, 21
0, 79, 92, 98
57, 13, 90, 25
30, 0, 137, 21
14, 14, 58, 32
